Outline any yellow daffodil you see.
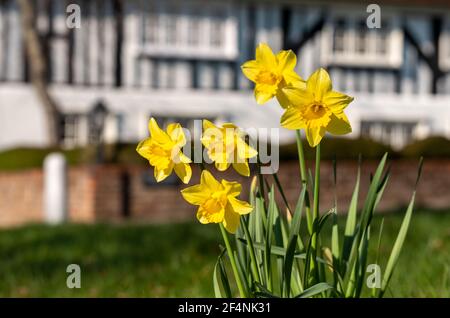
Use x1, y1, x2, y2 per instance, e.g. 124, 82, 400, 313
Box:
201, 120, 258, 177
181, 170, 253, 233
280, 68, 354, 147
241, 43, 304, 107
136, 118, 192, 184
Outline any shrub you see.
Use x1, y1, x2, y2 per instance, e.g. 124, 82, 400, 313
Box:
279, 137, 396, 161
401, 136, 450, 158
0, 147, 85, 171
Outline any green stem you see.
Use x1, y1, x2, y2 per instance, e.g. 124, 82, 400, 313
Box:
241, 218, 261, 285
313, 143, 321, 220
309, 143, 321, 285
295, 130, 308, 186
219, 223, 247, 298
296, 130, 313, 234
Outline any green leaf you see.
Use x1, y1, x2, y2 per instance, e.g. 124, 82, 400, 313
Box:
284, 187, 306, 297
342, 158, 361, 262
253, 282, 280, 298
294, 282, 334, 298
380, 192, 416, 297
344, 154, 388, 293
284, 234, 298, 297
264, 186, 276, 291
372, 218, 384, 297
304, 210, 334, 287
213, 249, 232, 298
272, 172, 292, 215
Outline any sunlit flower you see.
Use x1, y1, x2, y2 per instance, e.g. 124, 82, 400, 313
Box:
181, 170, 253, 233
241, 43, 304, 107
201, 120, 258, 177
136, 118, 192, 184
280, 68, 354, 147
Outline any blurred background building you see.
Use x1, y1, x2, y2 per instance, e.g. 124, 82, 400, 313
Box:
0, 0, 449, 151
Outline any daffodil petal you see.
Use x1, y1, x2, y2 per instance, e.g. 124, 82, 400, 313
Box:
280, 107, 306, 130
307, 68, 332, 100
176, 152, 192, 164
136, 138, 152, 159
255, 43, 277, 68
174, 162, 192, 184
276, 90, 291, 108
324, 91, 354, 114
283, 71, 305, 86
254, 83, 276, 104
201, 170, 222, 192
223, 205, 241, 234
167, 123, 186, 146
305, 125, 326, 148
221, 180, 242, 197
276, 50, 296, 72
196, 206, 224, 224
232, 162, 250, 177
148, 118, 171, 144
236, 138, 258, 159
241, 60, 260, 82
154, 164, 173, 182
203, 119, 217, 131
215, 161, 230, 172
228, 197, 253, 215
281, 86, 313, 107
327, 113, 352, 135
181, 184, 210, 205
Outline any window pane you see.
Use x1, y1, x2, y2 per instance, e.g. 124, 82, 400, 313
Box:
210, 19, 224, 47
375, 20, 388, 54
145, 14, 159, 44
333, 19, 346, 53
165, 16, 178, 45
376, 30, 388, 54
188, 18, 200, 46
356, 20, 367, 53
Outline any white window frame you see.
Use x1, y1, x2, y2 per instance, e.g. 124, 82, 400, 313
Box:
139, 1, 238, 61
321, 11, 403, 68
439, 16, 450, 70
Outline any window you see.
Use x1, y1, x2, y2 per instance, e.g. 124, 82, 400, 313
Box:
60, 114, 86, 148
144, 14, 159, 44
360, 120, 421, 149
355, 20, 368, 54
165, 16, 178, 45
322, 16, 403, 68
210, 18, 224, 47
333, 19, 346, 53
140, 5, 237, 60
187, 18, 201, 46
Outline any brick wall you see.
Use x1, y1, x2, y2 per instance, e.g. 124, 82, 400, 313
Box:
0, 160, 449, 227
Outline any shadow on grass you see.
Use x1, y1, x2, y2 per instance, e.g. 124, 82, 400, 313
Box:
0, 211, 448, 297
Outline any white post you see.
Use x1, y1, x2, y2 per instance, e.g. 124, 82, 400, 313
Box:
44, 153, 68, 224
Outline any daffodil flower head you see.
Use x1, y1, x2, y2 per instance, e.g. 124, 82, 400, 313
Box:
136, 118, 192, 184
201, 120, 258, 177
181, 170, 253, 233
241, 43, 304, 107
280, 68, 354, 147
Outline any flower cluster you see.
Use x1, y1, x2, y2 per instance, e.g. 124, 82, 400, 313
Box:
242, 43, 354, 147
137, 118, 257, 233
136, 43, 353, 234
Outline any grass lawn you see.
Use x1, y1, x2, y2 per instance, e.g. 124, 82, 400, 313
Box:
0, 211, 448, 297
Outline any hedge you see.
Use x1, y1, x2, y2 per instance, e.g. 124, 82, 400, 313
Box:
0, 136, 448, 171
